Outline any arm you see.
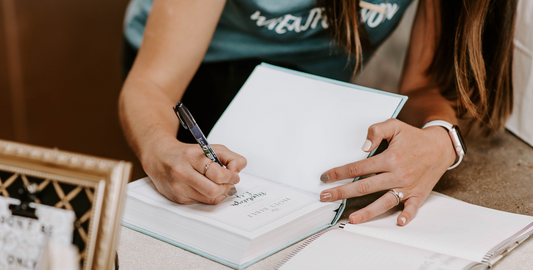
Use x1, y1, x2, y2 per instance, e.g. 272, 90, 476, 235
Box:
319, 0, 456, 225
119, 0, 246, 204
397, 0, 455, 127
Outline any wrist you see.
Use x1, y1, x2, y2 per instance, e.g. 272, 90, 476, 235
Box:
138, 131, 184, 164
422, 120, 467, 170
423, 126, 457, 168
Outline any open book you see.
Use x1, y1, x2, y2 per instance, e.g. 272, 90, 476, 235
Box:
276, 192, 533, 270
121, 64, 407, 269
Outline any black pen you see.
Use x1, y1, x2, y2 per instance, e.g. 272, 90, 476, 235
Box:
173, 102, 224, 167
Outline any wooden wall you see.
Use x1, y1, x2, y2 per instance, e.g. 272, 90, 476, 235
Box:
0, 0, 145, 180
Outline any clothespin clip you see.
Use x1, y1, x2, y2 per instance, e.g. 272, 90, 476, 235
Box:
360, 1, 387, 14
9, 183, 39, 219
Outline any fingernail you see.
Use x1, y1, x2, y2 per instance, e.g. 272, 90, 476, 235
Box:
400, 217, 407, 225
362, 139, 372, 152
320, 173, 329, 183
350, 214, 362, 224
233, 174, 240, 184
320, 192, 332, 202
228, 187, 237, 196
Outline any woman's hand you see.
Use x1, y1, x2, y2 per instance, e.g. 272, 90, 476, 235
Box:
117, 0, 234, 205
141, 136, 247, 205
319, 118, 456, 226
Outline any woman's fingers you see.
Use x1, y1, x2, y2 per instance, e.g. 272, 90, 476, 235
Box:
150, 142, 245, 205
198, 158, 240, 185
320, 173, 393, 202
347, 191, 424, 226
212, 144, 247, 184
321, 155, 388, 183
189, 145, 245, 185
172, 167, 229, 198
144, 138, 246, 206
348, 191, 401, 224
397, 195, 424, 226
169, 181, 236, 205
214, 144, 247, 173
321, 119, 402, 183
364, 118, 402, 151
319, 119, 451, 226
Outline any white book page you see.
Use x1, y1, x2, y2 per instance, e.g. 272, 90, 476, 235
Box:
127, 176, 319, 232
207, 65, 404, 195
278, 229, 478, 270
341, 192, 533, 262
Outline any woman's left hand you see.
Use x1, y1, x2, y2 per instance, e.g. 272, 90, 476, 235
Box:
319, 118, 457, 226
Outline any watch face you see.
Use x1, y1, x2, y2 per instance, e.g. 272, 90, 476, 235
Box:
452, 125, 467, 155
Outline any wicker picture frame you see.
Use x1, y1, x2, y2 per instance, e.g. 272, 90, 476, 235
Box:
0, 139, 131, 270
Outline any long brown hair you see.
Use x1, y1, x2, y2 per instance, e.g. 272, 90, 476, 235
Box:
322, 0, 370, 71
323, 0, 517, 135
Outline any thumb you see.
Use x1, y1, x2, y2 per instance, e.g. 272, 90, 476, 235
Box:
214, 145, 247, 173
362, 119, 402, 153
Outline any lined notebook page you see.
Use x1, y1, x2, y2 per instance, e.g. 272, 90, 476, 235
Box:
342, 192, 533, 262
278, 229, 478, 270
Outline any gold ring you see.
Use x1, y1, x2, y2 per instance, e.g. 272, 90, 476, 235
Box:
203, 161, 213, 175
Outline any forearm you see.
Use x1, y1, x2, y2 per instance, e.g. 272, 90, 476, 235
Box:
119, 0, 226, 162
119, 78, 183, 163
397, 0, 456, 128
398, 87, 457, 128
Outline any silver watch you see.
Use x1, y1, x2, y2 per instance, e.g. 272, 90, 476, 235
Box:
422, 120, 467, 170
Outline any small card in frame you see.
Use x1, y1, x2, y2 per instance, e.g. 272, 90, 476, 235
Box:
0, 139, 132, 270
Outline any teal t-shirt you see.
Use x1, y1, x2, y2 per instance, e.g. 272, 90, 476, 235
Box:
124, 0, 414, 81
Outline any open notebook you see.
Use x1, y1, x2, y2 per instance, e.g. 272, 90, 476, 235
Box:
276, 192, 533, 270
122, 64, 407, 269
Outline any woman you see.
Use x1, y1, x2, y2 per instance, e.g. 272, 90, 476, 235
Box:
119, 0, 517, 226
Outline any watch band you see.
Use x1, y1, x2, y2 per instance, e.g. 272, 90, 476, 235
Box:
422, 120, 467, 170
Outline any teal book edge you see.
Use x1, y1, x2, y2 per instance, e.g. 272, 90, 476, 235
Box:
123, 63, 408, 269
259, 63, 408, 119
122, 221, 332, 270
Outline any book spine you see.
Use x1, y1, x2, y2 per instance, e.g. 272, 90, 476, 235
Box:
481, 222, 533, 266
274, 227, 337, 269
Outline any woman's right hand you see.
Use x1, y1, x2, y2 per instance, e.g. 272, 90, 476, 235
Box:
118, 0, 238, 204
141, 136, 247, 205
